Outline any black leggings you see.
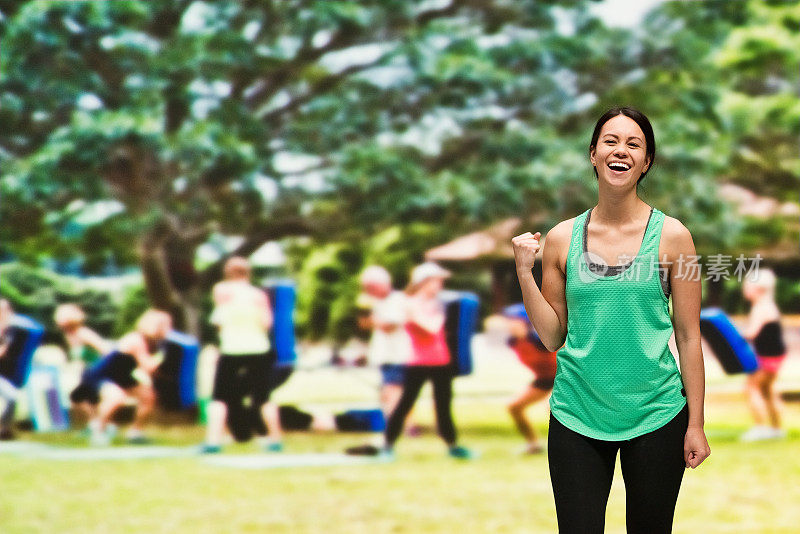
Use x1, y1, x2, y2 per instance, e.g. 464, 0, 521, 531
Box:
548, 403, 689, 534
384, 365, 456, 446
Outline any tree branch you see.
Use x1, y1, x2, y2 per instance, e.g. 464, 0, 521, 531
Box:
259, 57, 387, 125
245, 0, 468, 110
198, 216, 320, 288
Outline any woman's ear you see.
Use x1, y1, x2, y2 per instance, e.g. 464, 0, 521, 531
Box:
643, 156, 651, 173
589, 146, 596, 167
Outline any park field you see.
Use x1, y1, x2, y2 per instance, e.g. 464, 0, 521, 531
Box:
2, 334, 800, 533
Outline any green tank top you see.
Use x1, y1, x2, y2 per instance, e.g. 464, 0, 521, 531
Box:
549, 206, 687, 440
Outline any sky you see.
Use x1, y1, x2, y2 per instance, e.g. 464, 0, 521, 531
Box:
591, 0, 666, 28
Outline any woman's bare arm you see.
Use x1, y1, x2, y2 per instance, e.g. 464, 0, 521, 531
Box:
119, 333, 159, 374
666, 217, 711, 468
257, 289, 273, 331
512, 220, 570, 352
77, 326, 113, 356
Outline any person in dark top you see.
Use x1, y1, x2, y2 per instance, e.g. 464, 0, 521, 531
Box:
72, 309, 171, 445
741, 268, 788, 441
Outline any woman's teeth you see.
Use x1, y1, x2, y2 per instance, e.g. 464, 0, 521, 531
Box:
608, 162, 631, 172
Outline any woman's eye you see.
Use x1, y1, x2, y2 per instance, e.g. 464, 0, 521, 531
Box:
628, 143, 639, 148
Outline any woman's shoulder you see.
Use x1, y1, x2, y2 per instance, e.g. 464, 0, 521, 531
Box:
546, 216, 580, 244
117, 331, 145, 354
659, 213, 696, 256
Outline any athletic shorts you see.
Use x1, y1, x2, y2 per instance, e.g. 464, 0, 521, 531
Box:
70, 382, 100, 405
212, 353, 275, 404
532, 376, 555, 390
380, 364, 407, 386
757, 353, 787, 374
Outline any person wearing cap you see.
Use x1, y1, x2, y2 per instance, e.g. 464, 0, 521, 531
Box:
359, 265, 414, 418
381, 262, 473, 459
502, 304, 557, 454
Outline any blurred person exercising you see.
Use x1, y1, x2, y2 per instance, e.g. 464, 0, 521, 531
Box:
55, 303, 113, 428
381, 262, 472, 459
359, 265, 413, 418
740, 268, 788, 441
503, 305, 557, 454
512, 107, 710, 533
201, 256, 279, 453
71, 309, 171, 445
54, 303, 112, 366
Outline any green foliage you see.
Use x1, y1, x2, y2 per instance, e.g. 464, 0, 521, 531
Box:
0, 262, 118, 339
292, 223, 448, 340
1, 0, 797, 335
113, 284, 150, 338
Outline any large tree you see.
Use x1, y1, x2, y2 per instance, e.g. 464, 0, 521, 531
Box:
3, 0, 782, 334
1, 0, 612, 334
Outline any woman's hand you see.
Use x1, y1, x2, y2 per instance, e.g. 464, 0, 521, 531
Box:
684, 426, 711, 469
512, 231, 542, 272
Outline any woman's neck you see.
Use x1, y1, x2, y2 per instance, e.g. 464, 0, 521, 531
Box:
593, 187, 649, 225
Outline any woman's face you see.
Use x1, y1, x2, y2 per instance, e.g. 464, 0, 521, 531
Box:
418, 277, 444, 297
590, 115, 650, 187
742, 280, 763, 302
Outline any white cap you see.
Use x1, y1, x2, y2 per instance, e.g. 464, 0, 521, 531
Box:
409, 262, 451, 289
360, 265, 392, 287
745, 267, 776, 292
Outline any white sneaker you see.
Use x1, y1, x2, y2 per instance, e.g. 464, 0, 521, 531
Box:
768, 427, 787, 439
90, 428, 112, 447
740, 426, 775, 442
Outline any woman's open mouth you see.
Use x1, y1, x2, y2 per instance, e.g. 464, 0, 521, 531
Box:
607, 161, 631, 174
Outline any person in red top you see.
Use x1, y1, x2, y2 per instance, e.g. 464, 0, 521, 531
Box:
381, 262, 473, 459
504, 304, 558, 454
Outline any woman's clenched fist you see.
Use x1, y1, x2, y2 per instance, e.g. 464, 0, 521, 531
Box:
512, 231, 541, 272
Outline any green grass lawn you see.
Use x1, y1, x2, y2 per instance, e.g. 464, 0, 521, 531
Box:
2, 390, 800, 533
3, 345, 800, 534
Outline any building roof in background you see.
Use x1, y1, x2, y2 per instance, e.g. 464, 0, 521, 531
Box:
425, 217, 529, 262
718, 183, 800, 218
426, 184, 800, 263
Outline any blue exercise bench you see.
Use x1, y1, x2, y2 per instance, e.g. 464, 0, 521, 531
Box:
442, 291, 480, 376
699, 307, 758, 374
0, 315, 45, 389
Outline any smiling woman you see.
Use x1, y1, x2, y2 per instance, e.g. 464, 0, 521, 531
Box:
589, 106, 656, 187
511, 106, 711, 533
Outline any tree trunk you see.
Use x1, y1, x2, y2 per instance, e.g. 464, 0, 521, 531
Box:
138, 229, 202, 337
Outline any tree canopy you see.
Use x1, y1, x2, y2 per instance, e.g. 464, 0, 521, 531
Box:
1, 0, 796, 335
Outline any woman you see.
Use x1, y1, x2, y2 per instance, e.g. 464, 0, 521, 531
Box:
381, 262, 471, 459
55, 303, 113, 430
201, 256, 279, 453
359, 265, 413, 418
741, 268, 787, 441
512, 107, 710, 533
73, 309, 171, 445
54, 304, 111, 366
